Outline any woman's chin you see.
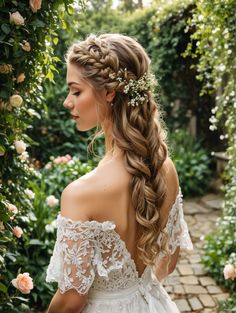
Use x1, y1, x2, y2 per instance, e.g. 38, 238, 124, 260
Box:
75, 122, 96, 132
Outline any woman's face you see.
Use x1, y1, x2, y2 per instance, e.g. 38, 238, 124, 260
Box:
63, 62, 108, 131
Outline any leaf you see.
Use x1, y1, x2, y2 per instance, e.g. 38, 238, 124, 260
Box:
0, 282, 8, 293
31, 19, 45, 28
1, 24, 11, 35
29, 239, 43, 245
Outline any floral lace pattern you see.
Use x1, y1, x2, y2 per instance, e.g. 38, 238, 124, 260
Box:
46, 189, 193, 296
157, 188, 193, 257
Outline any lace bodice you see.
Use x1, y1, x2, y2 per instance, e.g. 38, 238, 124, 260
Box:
46, 188, 193, 295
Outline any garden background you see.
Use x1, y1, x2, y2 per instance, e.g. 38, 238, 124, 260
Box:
0, 0, 235, 312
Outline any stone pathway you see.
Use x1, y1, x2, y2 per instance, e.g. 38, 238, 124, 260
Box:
163, 193, 230, 312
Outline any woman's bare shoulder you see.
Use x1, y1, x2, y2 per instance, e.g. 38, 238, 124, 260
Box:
60, 158, 130, 221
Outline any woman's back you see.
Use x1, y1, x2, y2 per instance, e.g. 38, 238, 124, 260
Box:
46, 33, 193, 313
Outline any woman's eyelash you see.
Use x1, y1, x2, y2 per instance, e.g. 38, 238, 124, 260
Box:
73, 91, 81, 96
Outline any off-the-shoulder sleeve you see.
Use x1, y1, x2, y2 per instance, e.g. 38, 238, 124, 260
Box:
157, 188, 193, 256
46, 215, 97, 295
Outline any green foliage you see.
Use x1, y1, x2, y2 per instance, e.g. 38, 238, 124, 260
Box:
168, 129, 211, 197
0, 0, 84, 311
184, 0, 236, 309
23, 156, 94, 310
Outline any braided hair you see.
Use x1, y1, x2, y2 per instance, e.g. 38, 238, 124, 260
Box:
66, 34, 169, 266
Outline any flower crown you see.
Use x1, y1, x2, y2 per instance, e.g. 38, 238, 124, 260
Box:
109, 69, 157, 106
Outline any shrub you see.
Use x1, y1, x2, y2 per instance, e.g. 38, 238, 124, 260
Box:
18, 156, 94, 311
168, 129, 211, 197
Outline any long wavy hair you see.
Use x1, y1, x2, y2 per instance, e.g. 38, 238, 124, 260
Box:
66, 33, 170, 266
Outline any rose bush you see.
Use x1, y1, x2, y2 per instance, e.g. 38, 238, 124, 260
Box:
0, 1, 83, 312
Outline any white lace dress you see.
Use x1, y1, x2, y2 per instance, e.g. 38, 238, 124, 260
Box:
46, 188, 193, 313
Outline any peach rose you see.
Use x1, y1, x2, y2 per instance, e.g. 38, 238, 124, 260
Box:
11, 272, 33, 294
46, 195, 59, 208
29, 0, 42, 13
16, 73, 26, 83
7, 203, 18, 215
14, 140, 27, 154
223, 264, 236, 280
22, 41, 31, 52
24, 188, 35, 199
10, 95, 23, 108
9, 11, 25, 26
13, 226, 23, 238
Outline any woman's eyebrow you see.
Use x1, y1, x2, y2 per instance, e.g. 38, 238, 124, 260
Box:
68, 82, 81, 87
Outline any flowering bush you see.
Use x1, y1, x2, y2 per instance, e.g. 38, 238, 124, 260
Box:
20, 156, 94, 310
184, 0, 236, 310
0, 1, 83, 311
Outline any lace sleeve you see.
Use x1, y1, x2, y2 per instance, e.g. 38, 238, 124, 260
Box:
46, 215, 96, 295
157, 188, 193, 255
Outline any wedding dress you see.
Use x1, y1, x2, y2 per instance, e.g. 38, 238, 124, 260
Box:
46, 188, 193, 312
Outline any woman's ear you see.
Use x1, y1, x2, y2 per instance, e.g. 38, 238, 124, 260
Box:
105, 90, 116, 102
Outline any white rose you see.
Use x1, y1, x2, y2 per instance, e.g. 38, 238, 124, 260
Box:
14, 140, 27, 154
9, 11, 25, 26
19, 151, 29, 161
46, 195, 59, 208
25, 189, 35, 199
10, 95, 23, 108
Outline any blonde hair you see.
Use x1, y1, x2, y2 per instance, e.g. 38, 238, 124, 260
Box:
66, 33, 170, 266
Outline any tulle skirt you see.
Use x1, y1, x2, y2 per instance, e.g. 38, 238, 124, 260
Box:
83, 267, 180, 313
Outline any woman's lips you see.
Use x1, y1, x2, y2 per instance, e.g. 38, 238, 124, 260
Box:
71, 114, 80, 120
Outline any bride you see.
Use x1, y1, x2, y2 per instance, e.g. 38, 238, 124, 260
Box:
46, 33, 193, 313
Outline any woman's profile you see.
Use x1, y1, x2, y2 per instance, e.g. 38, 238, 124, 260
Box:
46, 33, 193, 313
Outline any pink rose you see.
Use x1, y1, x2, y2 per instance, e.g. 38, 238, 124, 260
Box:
223, 264, 236, 280
13, 226, 23, 238
7, 203, 18, 215
22, 41, 31, 52
16, 73, 26, 83
14, 140, 27, 154
24, 189, 35, 199
46, 195, 59, 208
11, 272, 33, 294
9, 11, 25, 26
29, 0, 42, 13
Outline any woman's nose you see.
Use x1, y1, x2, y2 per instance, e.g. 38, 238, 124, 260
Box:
63, 97, 74, 109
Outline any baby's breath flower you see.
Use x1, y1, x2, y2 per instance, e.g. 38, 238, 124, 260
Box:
110, 70, 156, 106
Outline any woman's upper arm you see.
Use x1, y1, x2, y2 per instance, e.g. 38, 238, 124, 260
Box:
47, 181, 96, 313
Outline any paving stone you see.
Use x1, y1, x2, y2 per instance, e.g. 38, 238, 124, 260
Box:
183, 284, 207, 294
180, 275, 198, 285
189, 254, 202, 264
191, 264, 207, 276
212, 293, 230, 302
189, 297, 203, 310
199, 276, 217, 286
199, 294, 216, 307
164, 275, 180, 285
164, 285, 173, 293
173, 284, 186, 295
177, 264, 194, 275
184, 202, 209, 214
175, 299, 191, 312
206, 285, 223, 294
201, 309, 218, 313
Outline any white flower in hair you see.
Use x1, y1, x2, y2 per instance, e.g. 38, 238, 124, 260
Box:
109, 69, 157, 106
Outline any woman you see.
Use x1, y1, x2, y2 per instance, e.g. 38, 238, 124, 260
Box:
46, 33, 193, 313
